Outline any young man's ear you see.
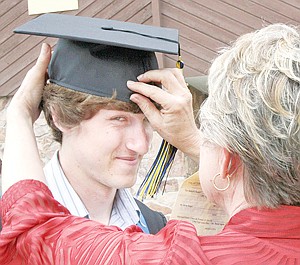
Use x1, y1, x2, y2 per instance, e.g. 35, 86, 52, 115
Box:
219, 148, 241, 179
51, 107, 68, 133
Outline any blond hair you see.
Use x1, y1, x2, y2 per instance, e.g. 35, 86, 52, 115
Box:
200, 24, 300, 207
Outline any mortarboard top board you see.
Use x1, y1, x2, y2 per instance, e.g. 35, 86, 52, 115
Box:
14, 13, 180, 101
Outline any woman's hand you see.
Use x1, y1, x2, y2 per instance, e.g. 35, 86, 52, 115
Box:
127, 68, 200, 162
7, 43, 51, 123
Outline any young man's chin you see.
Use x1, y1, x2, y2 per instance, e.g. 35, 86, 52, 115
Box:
114, 173, 137, 189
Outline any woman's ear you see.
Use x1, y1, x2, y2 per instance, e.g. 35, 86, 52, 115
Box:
219, 148, 241, 179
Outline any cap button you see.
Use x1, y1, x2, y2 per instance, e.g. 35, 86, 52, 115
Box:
101, 26, 114, 30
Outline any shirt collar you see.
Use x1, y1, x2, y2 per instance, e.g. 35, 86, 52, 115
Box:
44, 150, 89, 217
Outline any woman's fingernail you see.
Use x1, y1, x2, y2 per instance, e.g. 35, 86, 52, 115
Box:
41, 43, 49, 54
127, 80, 135, 86
137, 74, 144, 80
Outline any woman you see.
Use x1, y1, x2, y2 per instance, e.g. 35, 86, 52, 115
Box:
1, 23, 300, 264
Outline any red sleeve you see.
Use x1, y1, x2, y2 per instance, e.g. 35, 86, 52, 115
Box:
0, 180, 209, 265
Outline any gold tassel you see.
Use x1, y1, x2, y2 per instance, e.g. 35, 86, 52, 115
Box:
136, 46, 184, 200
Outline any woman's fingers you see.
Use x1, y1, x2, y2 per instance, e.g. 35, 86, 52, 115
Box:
8, 43, 51, 122
136, 68, 189, 95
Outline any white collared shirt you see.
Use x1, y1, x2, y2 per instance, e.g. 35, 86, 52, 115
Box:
44, 150, 147, 230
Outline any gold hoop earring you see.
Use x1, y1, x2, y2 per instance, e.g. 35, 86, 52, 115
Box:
212, 173, 230, 191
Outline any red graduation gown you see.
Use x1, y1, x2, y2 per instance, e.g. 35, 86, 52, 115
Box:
1, 180, 300, 264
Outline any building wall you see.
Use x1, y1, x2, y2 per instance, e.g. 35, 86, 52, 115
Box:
2, 1, 299, 96
159, 0, 300, 77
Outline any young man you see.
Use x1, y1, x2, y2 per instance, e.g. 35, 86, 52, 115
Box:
12, 13, 182, 234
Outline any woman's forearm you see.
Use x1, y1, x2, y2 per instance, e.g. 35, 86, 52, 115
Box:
1, 43, 51, 194
2, 110, 46, 193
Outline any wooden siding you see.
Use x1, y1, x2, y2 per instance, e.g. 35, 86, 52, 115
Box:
160, 0, 300, 77
0, 0, 299, 96
0, 0, 153, 96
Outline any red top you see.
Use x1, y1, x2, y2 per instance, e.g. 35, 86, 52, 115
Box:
1, 180, 300, 265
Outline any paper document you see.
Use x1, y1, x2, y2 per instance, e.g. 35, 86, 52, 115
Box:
170, 172, 229, 235
28, 0, 78, 15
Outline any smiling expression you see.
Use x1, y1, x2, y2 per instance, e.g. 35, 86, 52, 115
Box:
62, 108, 153, 190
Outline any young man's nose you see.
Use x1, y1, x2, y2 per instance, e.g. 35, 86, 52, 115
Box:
126, 125, 151, 155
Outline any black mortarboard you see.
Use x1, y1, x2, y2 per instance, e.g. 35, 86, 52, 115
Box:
14, 13, 180, 101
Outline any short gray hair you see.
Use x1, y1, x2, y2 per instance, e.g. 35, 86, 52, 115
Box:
200, 24, 300, 208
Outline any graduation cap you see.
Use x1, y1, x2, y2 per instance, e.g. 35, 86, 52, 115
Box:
14, 13, 181, 101
186, 75, 208, 95
14, 13, 183, 199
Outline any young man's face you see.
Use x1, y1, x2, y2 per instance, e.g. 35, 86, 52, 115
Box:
62, 108, 153, 189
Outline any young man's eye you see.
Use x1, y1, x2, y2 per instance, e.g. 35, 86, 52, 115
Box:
113, 116, 126, 121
